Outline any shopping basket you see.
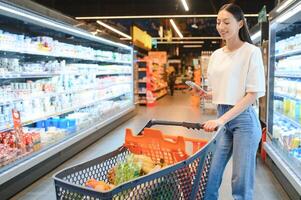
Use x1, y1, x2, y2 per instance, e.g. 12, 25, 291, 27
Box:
53, 120, 223, 200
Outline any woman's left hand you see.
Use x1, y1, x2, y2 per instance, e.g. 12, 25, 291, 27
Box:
203, 119, 224, 132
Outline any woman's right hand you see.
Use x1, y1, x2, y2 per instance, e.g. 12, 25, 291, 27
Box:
199, 90, 212, 100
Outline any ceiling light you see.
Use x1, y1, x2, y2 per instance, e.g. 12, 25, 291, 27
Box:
181, 0, 189, 11
275, 2, 301, 23
0, 3, 130, 49
183, 45, 203, 48
91, 29, 103, 35
251, 30, 261, 42
276, 0, 295, 13
120, 36, 221, 40
156, 36, 221, 40
157, 41, 204, 44
169, 19, 183, 38
74, 22, 85, 27
76, 14, 263, 20
191, 24, 198, 29
96, 20, 132, 39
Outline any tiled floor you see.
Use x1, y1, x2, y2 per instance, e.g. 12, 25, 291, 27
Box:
11, 91, 290, 200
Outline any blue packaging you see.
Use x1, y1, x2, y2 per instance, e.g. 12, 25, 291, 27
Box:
58, 118, 68, 129
51, 118, 59, 128
45, 119, 52, 127
36, 120, 45, 128
68, 119, 76, 128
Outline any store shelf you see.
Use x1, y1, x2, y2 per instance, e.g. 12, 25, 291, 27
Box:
138, 81, 147, 83
155, 92, 167, 100
264, 142, 301, 195
0, 92, 130, 132
274, 93, 301, 103
0, 48, 131, 65
152, 86, 167, 92
274, 73, 301, 79
274, 111, 301, 129
138, 101, 147, 104
0, 71, 132, 79
275, 48, 301, 59
0, 105, 135, 185
0, 73, 60, 79
0, 82, 132, 106
138, 68, 147, 72
138, 92, 146, 95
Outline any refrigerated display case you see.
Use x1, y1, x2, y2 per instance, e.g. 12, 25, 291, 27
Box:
264, 0, 301, 199
0, 1, 134, 198
250, 22, 269, 124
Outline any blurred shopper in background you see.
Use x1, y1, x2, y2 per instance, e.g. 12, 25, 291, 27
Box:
168, 71, 176, 96
199, 3, 265, 200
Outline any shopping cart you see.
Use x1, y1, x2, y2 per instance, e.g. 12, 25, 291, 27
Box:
53, 120, 223, 200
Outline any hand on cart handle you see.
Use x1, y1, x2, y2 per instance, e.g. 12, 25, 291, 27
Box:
202, 119, 223, 132
145, 120, 219, 131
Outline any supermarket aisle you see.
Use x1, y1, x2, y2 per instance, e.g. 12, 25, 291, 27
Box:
12, 91, 289, 200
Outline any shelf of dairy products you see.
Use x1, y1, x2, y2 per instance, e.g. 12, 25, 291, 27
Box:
274, 77, 301, 100
0, 71, 132, 79
0, 90, 131, 132
274, 92, 301, 103
0, 73, 132, 124
275, 54, 301, 78
273, 113, 301, 159
275, 33, 301, 59
0, 99, 132, 171
275, 74, 301, 78
0, 30, 132, 64
0, 58, 133, 78
0, 79, 132, 106
274, 110, 301, 130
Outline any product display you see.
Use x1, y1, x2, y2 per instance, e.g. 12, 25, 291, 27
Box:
200, 51, 215, 112
266, 0, 301, 190
137, 60, 148, 105
0, 2, 134, 196
136, 56, 167, 106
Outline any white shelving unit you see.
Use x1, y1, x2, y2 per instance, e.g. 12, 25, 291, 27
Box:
0, 1, 135, 198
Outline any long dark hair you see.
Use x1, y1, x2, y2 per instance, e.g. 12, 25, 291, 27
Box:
219, 4, 253, 44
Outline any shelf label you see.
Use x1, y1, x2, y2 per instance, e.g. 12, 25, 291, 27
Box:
12, 109, 21, 129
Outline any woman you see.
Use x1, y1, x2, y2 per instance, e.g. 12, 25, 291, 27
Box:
201, 4, 265, 200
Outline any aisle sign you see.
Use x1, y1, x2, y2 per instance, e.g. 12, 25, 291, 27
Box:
258, 6, 267, 23
132, 26, 152, 50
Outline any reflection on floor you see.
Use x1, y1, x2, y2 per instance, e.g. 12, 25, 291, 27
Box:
11, 91, 290, 200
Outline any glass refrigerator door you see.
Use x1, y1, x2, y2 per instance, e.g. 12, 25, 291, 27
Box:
268, 1, 301, 179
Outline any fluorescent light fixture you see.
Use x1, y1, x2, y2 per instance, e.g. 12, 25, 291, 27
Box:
251, 30, 261, 42
74, 22, 85, 27
91, 29, 103, 35
170, 19, 183, 38
181, 0, 189, 11
0, 3, 131, 49
157, 41, 204, 44
276, 2, 301, 23
120, 36, 221, 40
183, 45, 203, 48
276, 0, 295, 13
76, 14, 262, 20
96, 20, 132, 39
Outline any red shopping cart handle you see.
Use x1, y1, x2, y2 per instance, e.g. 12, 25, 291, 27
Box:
144, 119, 218, 131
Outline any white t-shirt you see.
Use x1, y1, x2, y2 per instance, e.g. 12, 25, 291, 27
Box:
207, 42, 265, 105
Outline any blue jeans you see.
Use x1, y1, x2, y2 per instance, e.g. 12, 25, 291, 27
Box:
204, 105, 262, 200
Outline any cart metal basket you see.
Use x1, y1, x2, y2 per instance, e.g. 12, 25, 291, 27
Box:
53, 120, 222, 200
